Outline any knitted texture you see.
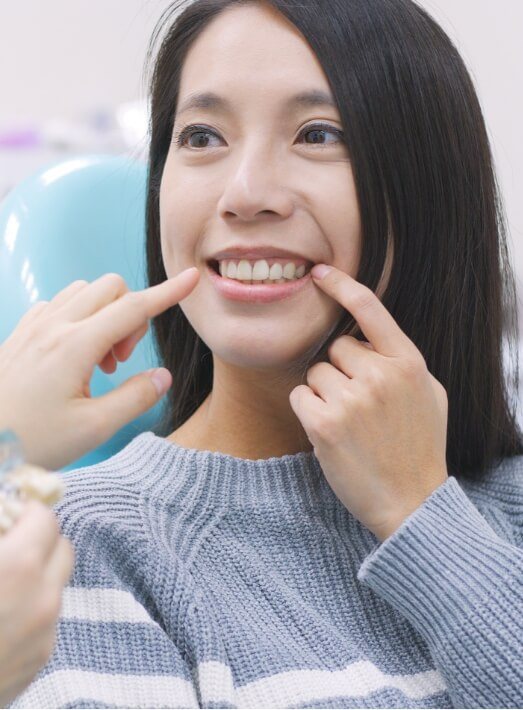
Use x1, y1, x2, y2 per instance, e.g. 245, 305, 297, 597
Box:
9, 432, 523, 709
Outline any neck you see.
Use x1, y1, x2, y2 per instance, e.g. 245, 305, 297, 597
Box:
167, 358, 313, 459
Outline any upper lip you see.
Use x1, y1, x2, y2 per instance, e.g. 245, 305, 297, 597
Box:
207, 246, 315, 264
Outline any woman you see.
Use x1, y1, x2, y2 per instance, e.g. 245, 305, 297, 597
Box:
11, 0, 523, 707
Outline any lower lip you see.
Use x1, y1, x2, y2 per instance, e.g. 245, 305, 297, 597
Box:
206, 263, 312, 303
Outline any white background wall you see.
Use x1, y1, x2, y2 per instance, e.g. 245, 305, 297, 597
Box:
1, 0, 521, 297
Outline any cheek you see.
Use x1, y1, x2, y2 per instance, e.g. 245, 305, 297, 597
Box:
324, 219, 361, 279
311, 172, 361, 272
159, 181, 199, 271
159, 174, 174, 250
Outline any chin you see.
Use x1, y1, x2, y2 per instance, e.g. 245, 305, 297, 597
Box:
207, 333, 319, 371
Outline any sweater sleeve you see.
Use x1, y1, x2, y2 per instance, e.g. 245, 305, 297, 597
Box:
356, 473, 523, 708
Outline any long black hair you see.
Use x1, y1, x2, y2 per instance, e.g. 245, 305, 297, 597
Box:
143, 0, 523, 480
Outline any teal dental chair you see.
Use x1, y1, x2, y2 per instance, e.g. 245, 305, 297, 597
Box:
0, 155, 164, 471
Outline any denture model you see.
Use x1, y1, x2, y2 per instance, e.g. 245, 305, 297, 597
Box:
0, 429, 65, 534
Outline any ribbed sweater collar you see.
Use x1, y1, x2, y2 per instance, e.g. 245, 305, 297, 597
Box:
109, 431, 341, 513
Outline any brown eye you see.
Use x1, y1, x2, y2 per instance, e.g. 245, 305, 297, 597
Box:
298, 123, 344, 146
174, 125, 221, 148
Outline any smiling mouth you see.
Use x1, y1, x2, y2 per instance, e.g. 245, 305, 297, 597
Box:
205, 259, 313, 303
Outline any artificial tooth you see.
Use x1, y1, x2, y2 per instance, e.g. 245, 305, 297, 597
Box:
219, 261, 227, 276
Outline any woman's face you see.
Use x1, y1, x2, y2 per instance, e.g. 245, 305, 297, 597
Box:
159, 2, 361, 371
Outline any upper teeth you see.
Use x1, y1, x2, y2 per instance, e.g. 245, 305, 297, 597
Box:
218, 259, 307, 281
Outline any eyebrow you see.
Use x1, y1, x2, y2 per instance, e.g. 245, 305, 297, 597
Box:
176, 89, 337, 117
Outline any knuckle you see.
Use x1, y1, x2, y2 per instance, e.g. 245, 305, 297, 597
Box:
103, 272, 127, 289
327, 339, 341, 360
123, 290, 148, 318
136, 379, 155, 409
306, 362, 322, 381
34, 324, 69, 355
18, 302, 49, 328
328, 335, 354, 363
365, 367, 387, 393
103, 273, 129, 300
351, 287, 375, 312
400, 355, 427, 378
338, 386, 354, 408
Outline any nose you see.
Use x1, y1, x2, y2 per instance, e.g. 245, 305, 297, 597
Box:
216, 145, 294, 223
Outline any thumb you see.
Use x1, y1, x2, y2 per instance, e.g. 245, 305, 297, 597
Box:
94, 368, 172, 435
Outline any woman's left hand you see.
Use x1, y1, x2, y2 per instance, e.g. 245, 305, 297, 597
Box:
289, 265, 449, 542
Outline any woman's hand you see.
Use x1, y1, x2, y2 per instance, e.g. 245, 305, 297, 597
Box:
289, 265, 448, 542
0, 267, 200, 470
0, 501, 74, 706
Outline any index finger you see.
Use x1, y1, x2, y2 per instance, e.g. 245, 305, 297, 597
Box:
78, 267, 200, 364
311, 265, 418, 358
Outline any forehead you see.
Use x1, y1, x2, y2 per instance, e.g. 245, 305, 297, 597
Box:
176, 3, 336, 115
176, 89, 337, 118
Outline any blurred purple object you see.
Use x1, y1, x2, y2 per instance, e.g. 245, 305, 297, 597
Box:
0, 128, 41, 149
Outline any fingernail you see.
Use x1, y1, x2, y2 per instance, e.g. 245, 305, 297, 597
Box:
147, 368, 172, 396
311, 264, 332, 280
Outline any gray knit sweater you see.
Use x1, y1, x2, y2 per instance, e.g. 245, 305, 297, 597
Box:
9, 432, 523, 708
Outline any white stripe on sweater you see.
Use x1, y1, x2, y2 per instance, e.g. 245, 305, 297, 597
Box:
61, 587, 157, 624
53, 587, 447, 708
10, 669, 199, 709
198, 659, 447, 707
12, 660, 447, 709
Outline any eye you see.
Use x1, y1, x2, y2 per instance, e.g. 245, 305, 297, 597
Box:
173, 122, 345, 149
298, 123, 344, 146
174, 124, 221, 149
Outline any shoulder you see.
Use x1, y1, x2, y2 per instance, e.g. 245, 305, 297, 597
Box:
52, 433, 153, 545
54, 431, 162, 501
458, 453, 523, 503
457, 454, 523, 545
50, 434, 177, 593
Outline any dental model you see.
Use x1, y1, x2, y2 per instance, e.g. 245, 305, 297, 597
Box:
0, 430, 65, 534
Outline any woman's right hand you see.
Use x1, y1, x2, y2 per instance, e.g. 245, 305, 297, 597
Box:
0, 501, 74, 706
0, 267, 200, 471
